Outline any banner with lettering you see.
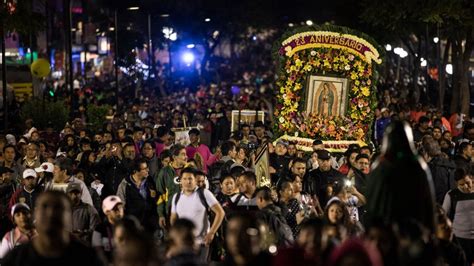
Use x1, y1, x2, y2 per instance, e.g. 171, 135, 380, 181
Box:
279, 31, 381, 65
274, 25, 382, 142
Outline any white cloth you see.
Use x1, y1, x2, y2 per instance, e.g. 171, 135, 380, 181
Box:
171, 188, 219, 244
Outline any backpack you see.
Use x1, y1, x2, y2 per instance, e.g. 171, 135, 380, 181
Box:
264, 207, 294, 247
174, 188, 210, 214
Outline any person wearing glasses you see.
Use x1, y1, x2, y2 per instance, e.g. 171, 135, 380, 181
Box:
117, 159, 158, 235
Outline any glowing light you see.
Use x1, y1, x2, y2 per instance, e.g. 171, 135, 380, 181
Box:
306, 20, 313, 26
433, 37, 439, 43
182, 52, 195, 65
186, 44, 195, 49
385, 44, 392, 51
204, 18, 211, 22
446, 64, 453, 75
288, 23, 294, 27
269, 245, 277, 254
127, 6, 139, 10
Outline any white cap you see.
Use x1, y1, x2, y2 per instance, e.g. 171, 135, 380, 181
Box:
23, 169, 37, 179
35, 162, 54, 173
11, 203, 30, 217
102, 196, 123, 213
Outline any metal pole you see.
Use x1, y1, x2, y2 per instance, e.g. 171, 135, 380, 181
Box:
114, 8, 119, 108
1, 16, 8, 131
147, 13, 152, 80
64, 0, 74, 113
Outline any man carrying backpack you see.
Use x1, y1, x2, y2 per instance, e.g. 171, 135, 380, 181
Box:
255, 186, 294, 247
170, 167, 225, 263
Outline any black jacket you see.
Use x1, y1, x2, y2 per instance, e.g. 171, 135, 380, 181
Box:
97, 156, 129, 196
303, 168, 344, 207
116, 175, 158, 233
269, 153, 291, 185
428, 156, 456, 204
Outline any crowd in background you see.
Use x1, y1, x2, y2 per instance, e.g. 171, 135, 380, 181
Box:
0, 36, 473, 266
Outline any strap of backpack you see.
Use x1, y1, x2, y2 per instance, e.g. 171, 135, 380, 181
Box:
233, 193, 244, 207
448, 189, 459, 221
174, 191, 181, 207
197, 188, 210, 214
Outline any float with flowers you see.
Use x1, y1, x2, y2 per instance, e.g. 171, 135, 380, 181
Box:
274, 25, 382, 146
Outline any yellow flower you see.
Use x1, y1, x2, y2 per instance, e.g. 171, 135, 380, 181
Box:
295, 59, 303, 68
294, 83, 302, 91
286, 79, 294, 87
323, 59, 331, 67
280, 87, 286, 94
290, 65, 296, 72
354, 80, 360, 86
351, 112, 358, 119
351, 72, 358, 80
361, 87, 370, 96
303, 65, 312, 72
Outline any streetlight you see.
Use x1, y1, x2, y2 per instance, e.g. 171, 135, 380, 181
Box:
127, 6, 139, 10
420, 58, 427, 67
446, 64, 453, 75
385, 44, 392, 51
433, 37, 439, 43
204, 18, 211, 22
306, 20, 313, 26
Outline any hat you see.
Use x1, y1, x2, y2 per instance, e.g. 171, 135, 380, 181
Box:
316, 149, 331, 160
0, 166, 14, 175
11, 203, 30, 217
275, 139, 289, 148
66, 182, 82, 193
22, 169, 37, 179
5, 134, 16, 145
35, 162, 54, 173
102, 195, 123, 213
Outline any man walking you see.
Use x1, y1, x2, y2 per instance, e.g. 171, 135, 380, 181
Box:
170, 167, 225, 262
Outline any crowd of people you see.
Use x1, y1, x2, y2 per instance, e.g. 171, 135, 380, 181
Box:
0, 77, 473, 265
0, 30, 473, 266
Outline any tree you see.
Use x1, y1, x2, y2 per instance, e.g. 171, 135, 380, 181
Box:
360, 0, 474, 114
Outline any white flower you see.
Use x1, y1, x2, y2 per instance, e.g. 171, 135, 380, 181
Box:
345, 65, 351, 70
310, 50, 316, 56
279, 117, 285, 123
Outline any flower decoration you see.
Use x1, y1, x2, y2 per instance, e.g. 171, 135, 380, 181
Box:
275, 42, 379, 141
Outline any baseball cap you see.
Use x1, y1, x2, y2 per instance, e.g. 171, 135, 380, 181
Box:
0, 166, 14, 175
35, 162, 54, 173
275, 139, 289, 148
102, 195, 123, 213
22, 169, 37, 179
316, 149, 331, 160
11, 203, 30, 217
66, 182, 82, 193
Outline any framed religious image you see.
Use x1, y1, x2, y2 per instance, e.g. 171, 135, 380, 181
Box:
172, 127, 198, 146
254, 144, 271, 188
231, 110, 265, 133
305, 75, 349, 117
